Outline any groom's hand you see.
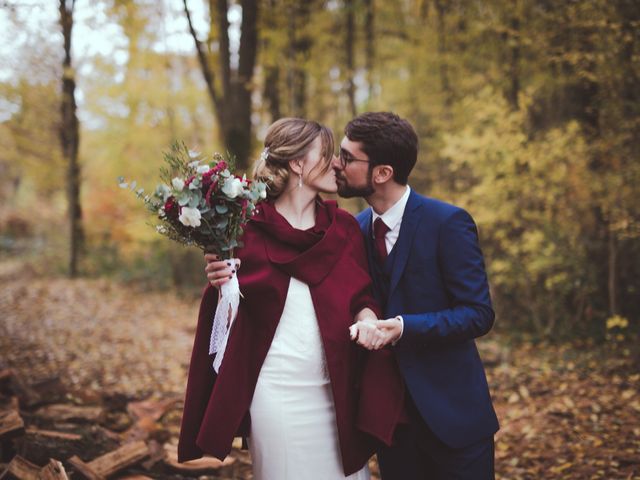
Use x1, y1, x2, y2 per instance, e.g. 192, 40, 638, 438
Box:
350, 319, 388, 350
204, 254, 240, 288
374, 317, 403, 346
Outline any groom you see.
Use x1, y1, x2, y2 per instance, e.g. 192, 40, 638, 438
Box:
336, 112, 499, 479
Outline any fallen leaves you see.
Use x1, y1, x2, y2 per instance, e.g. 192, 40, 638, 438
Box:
0, 269, 638, 479
479, 334, 640, 479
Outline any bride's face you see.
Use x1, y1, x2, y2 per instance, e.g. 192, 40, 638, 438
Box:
301, 136, 338, 194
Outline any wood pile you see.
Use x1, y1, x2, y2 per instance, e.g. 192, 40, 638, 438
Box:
0, 369, 241, 479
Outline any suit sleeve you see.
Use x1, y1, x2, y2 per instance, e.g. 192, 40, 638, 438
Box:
400, 209, 495, 344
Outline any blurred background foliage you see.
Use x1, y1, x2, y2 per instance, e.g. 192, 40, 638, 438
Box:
0, 0, 638, 339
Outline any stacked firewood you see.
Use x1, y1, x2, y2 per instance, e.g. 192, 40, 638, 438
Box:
0, 369, 243, 479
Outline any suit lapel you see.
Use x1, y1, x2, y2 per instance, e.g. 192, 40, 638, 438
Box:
358, 208, 375, 264
388, 190, 422, 297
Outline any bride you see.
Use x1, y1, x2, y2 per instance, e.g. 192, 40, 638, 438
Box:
178, 118, 405, 479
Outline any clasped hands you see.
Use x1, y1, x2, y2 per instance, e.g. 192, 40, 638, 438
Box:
349, 317, 402, 350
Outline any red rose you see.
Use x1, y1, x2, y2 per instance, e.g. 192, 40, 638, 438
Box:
164, 197, 177, 218
205, 180, 218, 207
213, 161, 227, 173
202, 169, 216, 190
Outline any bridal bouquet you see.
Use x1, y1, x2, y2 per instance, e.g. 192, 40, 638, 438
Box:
119, 142, 267, 372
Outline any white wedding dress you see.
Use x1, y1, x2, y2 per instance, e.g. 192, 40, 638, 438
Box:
248, 277, 370, 480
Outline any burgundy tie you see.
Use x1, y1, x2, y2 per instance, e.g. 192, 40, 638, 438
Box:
373, 217, 390, 265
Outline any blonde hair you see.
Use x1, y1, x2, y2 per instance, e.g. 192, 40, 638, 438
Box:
253, 118, 335, 199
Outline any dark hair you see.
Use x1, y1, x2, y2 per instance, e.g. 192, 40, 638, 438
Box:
344, 112, 418, 185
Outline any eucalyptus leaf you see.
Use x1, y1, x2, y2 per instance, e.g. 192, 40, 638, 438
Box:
215, 204, 229, 214
188, 193, 201, 208
178, 193, 191, 206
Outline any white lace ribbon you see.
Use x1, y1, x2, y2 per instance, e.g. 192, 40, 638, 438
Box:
209, 273, 240, 372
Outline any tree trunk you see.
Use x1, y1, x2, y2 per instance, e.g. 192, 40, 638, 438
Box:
345, 0, 357, 117
434, 0, 453, 108
264, 66, 281, 121
183, 0, 258, 171
262, 0, 281, 121
59, 0, 83, 278
364, 0, 375, 102
227, 0, 258, 169
286, 1, 312, 117
608, 228, 618, 316
183, 0, 222, 123
506, 11, 520, 110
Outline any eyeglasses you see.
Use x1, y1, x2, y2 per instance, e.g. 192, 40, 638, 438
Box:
338, 149, 370, 168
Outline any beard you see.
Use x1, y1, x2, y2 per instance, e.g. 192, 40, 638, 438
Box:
336, 172, 375, 198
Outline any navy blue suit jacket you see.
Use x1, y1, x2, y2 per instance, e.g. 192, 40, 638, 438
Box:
356, 190, 499, 449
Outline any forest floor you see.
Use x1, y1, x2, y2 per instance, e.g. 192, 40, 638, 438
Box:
0, 257, 638, 479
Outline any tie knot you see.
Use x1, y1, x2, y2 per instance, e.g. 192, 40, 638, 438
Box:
374, 217, 390, 239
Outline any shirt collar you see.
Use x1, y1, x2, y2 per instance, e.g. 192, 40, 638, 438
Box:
371, 185, 411, 231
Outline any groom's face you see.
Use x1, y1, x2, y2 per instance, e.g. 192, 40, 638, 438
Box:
332, 137, 375, 198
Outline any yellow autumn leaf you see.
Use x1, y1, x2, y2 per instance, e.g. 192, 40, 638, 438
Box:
621, 390, 635, 400
550, 462, 573, 474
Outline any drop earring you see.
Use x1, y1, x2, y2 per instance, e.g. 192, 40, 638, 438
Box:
298, 174, 303, 188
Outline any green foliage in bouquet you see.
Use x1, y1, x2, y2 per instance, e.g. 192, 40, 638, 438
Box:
119, 142, 267, 259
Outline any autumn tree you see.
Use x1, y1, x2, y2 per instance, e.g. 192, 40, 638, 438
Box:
59, 0, 84, 277
183, 0, 259, 171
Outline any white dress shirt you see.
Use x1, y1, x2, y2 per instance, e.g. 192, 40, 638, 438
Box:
370, 185, 411, 341
371, 185, 411, 255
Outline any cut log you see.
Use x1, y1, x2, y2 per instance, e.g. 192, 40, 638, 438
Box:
28, 378, 66, 406
121, 417, 160, 444
162, 443, 235, 474
65, 457, 100, 480
24, 428, 81, 442
0, 372, 37, 409
140, 440, 165, 471
0, 455, 40, 480
0, 409, 24, 440
35, 405, 103, 424
68, 441, 149, 480
0, 370, 13, 391
19, 425, 119, 466
126, 398, 180, 423
19, 428, 83, 465
0, 373, 65, 410
39, 459, 69, 480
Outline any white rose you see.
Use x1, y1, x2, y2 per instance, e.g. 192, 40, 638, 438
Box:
178, 207, 202, 227
172, 177, 185, 192
197, 165, 211, 174
222, 177, 243, 198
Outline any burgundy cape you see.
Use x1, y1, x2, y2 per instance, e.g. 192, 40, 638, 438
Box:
177, 199, 405, 475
